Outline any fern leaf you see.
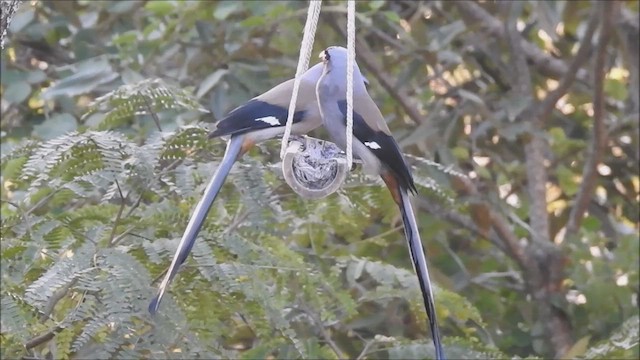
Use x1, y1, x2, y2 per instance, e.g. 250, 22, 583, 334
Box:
82, 78, 208, 131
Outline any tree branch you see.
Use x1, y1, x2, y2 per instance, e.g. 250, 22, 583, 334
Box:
38, 279, 77, 323
505, 2, 533, 96
455, 0, 588, 83
300, 304, 345, 359
415, 197, 506, 254
537, 4, 600, 125
324, 16, 429, 126
566, 2, 615, 236
504, 3, 574, 356
504, 2, 551, 248
24, 325, 63, 350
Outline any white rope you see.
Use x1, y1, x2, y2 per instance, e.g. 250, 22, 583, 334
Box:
280, 0, 322, 159
345, 0, 356, 169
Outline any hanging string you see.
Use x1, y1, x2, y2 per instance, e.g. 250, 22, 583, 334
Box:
345, 0, 356, 169
280, 0, 323, 159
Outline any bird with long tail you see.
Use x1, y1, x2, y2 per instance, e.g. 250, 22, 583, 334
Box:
315, 46, 445, 360
148, 62, 331, 315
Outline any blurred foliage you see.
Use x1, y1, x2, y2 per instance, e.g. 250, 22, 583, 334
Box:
1, 1, 638, 359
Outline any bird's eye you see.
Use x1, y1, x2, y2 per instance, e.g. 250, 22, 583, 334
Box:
322, 50, 330, 62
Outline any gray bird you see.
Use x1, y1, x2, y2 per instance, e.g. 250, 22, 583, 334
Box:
316, 46, 445, 360
150, 62, 328, 315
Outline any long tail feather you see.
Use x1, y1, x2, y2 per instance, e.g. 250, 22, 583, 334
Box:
148, 134, 245, 315
398, 188, 445, 360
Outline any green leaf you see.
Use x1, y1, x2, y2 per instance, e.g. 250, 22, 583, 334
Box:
107, 0, 141, 14
429, 20, 467, 51
4, 81, 31, 103
369, 0, 386, 11
8, 8, 35, 33
2, 156, 28, 180
26, 70, 48, 84
604, 78, 628, 101
581, 216, 601, 232
561, 335, 591, 359
112, 30, 138, 46
42, 58, 119, 100
383, 11, 401, 23
196, 69, 228, 99
32, 113, 78, 140
214, 1, 242, 20
145, 0, 176, 16
0, 69, 26, 85
557, 165, 579, 196
458, 89, 485, 105
240, 16, 266, 27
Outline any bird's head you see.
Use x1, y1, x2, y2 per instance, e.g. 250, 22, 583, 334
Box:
319, 46, 349, 71
317, 46, 367, 93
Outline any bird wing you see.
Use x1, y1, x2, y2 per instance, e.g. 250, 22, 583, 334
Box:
210, 78, 319, 138
338, 98, 416, 193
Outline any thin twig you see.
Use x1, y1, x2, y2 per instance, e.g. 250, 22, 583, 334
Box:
325, 16, 428, 126
108, 179, 128, 245
300, 305, 345, 359
24, 325, 64, 350
38, 279, 77, 323
236, 312, 258, 340
24, 188, 62, 216
505, 1, 533, 97
124, 193, 144, 218
455, 0, 588, 82
566, 2, 615, 236
142, 90, 163, 132
360, 225, 403, 243
110, 225, 135, 247
356, 339, 376, 360
1, 199, 35, 240
537, 4, 600, 125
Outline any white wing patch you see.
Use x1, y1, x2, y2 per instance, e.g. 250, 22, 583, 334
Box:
364, 141, 381, 150
255, 116, 280, 126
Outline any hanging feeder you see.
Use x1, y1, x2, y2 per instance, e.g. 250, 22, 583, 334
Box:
279, 0, 358, 200
281, 136, 351, 199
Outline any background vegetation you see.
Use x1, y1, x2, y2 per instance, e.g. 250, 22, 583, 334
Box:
1, 1, 638, 359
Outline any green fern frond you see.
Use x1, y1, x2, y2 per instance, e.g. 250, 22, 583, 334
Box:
70, 313, 109, 353
406, 154, 468, 179
0, 292, 33, 337
21, 131, 137, 201
337, 257, 484, 328
82, 78, 209, 131
378, 338, 513, 360
584, 315, 639, 359
24, 242, 96, 311
1, 139, 40, 165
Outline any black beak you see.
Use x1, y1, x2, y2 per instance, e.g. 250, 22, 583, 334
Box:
320, 49, 330, 63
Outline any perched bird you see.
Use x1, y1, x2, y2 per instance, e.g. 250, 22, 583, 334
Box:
149, 62, 328, 315
316, 46, 445, 359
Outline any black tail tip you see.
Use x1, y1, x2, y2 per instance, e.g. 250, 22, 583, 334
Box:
148, 295, 161, 315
